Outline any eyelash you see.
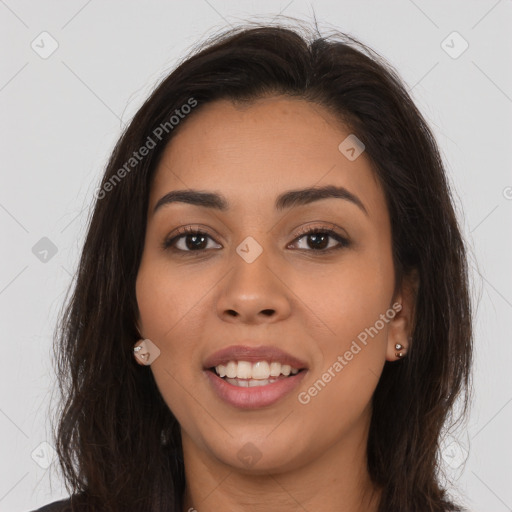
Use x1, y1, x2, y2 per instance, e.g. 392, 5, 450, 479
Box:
161, 225, 350, 255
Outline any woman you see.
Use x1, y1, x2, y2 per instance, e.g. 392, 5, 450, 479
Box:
31, 20, 473, 512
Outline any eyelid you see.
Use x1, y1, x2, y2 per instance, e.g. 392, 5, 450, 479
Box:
291, 222, 347, 240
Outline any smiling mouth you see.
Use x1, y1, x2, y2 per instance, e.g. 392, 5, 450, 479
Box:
207, 360, 306, 388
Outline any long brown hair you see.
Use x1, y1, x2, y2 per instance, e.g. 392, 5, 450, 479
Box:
51, 20, 473, 512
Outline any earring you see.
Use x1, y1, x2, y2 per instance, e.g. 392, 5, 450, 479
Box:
134, 344, 149, 362
395, 343, 405, 358
133, 339, 151, 365
133, 338, 160, 365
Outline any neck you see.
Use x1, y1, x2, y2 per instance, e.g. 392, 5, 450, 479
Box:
180, 416, 381, 512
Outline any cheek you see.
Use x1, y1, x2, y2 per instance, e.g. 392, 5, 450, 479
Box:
136, 261, 205, 424
135, 258, 200, 382
292, 249, 394, 415
136, 255, 203, 340
295, 248, 394, 346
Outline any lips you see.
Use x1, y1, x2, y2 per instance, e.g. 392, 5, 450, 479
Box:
202, 344, 309, 409
203, 344, 309, 370
205, 368, 308, 409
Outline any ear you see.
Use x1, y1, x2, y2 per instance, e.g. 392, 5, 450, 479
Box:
134, 309, 144, 338
133, 339, 147, 366
133, 313, 146, 366
386, 268, 419, 362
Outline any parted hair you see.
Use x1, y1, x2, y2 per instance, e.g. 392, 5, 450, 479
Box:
50, 20, 473, 512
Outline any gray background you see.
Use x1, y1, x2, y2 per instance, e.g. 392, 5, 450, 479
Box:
1, 1, 511, 511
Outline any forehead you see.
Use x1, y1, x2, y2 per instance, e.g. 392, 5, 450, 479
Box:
148, 96, 384, 219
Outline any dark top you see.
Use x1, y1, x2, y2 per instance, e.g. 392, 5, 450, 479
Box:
28, 496, 76, 511
27, 492, 171, 511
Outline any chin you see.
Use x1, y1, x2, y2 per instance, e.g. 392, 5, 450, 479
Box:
203, 433, 310, 474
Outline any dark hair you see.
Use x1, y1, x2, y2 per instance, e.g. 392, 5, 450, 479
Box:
51, 19, 473, 512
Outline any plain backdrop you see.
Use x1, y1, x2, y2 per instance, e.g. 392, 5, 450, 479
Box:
1, 1, 511, 511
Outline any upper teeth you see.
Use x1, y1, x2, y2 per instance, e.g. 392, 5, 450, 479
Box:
215, 361, 300, 379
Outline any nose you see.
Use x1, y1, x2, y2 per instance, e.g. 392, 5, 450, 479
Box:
215, 245, 292, 324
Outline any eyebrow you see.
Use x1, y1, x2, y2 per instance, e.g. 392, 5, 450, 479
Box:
153, 185, 368, 216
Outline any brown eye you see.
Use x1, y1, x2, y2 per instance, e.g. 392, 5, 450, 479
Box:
290, 227, 350, 253
162, 226, 221, 253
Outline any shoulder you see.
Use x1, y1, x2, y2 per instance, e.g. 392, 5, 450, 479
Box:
28, 496, 72, 511
27, 494, 88, 512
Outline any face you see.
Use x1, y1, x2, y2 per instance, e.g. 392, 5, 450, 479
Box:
135, 96, 411, 474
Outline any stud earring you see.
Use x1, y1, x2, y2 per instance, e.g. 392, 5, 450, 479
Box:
134, 344, 149, 362
133, 338, 161, 365
395, 343, 405, 358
